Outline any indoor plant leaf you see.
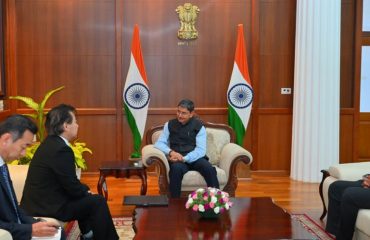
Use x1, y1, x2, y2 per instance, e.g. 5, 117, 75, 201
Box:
9, 96, 39, 111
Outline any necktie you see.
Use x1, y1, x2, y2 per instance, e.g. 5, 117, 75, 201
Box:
0, 164, 21, 223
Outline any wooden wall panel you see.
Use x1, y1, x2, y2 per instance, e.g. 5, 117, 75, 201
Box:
256, 114, 292, 171
258, 0, 296, 108
340, 113, 354, 163
14, 0, 116, 108
340, 0, 355, 108
251, 0, 295, 172
77, 115, 118, 171
15, 56, 116, 107
359, 113, 370, 162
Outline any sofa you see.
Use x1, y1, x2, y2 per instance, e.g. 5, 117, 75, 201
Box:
0, 165, 61, 240
0, 230, 11, 240
142, 122, 253, 197
319, 162, 370, 240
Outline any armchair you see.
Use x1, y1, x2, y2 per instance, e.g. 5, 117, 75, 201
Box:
319, 162, 370, 240
142, 122, 253, 197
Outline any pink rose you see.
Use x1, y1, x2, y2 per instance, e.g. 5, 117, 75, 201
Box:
192, 205, 199, 211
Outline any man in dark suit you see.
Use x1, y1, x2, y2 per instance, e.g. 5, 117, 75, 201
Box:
326, 175, 370, 240
21, 104, 118, 240
0, 115, 59, 240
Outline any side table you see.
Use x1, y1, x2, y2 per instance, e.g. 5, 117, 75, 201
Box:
97, 160, 147, 200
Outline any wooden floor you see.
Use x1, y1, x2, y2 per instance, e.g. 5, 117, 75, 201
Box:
81, 171, 327, 228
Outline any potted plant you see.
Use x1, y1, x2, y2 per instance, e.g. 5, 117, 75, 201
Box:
8, 86, 92, 171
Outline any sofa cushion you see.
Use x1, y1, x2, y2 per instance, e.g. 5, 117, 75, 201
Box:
180, 166, 227, 191
206, 128, 230, 165
356, 209, 370, 237
329, 162, 370, 181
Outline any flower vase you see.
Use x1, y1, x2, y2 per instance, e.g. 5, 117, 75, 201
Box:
199, 209, 219, 219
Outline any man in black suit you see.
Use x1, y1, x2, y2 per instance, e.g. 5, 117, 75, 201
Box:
326, 175, 370, 240
0, 115, 59, 239
21, 104, 118, 240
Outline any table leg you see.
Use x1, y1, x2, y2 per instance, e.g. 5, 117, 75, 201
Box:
139, 169, 147, 195
97, 173, 109, 200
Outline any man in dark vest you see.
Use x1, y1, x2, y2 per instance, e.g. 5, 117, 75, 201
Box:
154, 99, 219, 198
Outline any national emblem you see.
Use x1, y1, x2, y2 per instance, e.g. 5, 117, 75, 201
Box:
176, 3, 200, 40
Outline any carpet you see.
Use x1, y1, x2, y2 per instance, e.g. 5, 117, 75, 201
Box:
65, 217, 134, 240
291, 214, 335, 240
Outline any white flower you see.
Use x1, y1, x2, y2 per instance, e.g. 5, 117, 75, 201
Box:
211, 196, 217, 203
198, 204, 205, 212
208, 187, 217, 194
225, 203, 230, 210
214, 207, 220, 214
196, 188, 205, 193
187, 198, 193, 204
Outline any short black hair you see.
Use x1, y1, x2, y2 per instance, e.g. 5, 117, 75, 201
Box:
178, 99, 194, 112
45, 104, 76, 136
0, 115, 38, 142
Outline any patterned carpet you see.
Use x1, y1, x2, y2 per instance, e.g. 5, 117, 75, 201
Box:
291, 214, 335, 240
65, 217, 134, 240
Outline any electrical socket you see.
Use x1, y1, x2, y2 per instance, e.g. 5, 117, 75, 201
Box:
281, 88, 292, 95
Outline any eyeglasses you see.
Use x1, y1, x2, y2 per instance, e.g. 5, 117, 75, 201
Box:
177, 110, 190, 116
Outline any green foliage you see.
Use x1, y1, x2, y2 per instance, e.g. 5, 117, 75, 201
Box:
9, 86, 65, 141
70, 140, 92, 170
9, 86, 92, 169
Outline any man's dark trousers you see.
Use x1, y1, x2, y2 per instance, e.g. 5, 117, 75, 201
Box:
169, 157, 219, 198
326, 180, 370, 240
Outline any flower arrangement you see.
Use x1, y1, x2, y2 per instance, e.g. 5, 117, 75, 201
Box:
185, 187, 233, 215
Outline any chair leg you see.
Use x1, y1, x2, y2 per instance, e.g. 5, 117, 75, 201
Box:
319, 169, 330, 220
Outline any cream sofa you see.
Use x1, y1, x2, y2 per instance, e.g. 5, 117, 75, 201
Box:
0, 230, 11, 240
319, 162, 370, 240
0, 165, 61, 240
142, 122, 253, 197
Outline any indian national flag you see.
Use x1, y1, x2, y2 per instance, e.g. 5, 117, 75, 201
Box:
227, 24, 253, 146
123, 25, 150, 158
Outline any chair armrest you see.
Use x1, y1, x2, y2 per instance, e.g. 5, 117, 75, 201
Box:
219, 143, 253, 178
0, 229, 12, 240
142, 145, 170, 175
328, 162, 370, 181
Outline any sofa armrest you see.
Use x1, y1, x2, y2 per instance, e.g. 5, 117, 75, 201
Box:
219, 143, 253, 179
0, 229, 12, 240
142, 145, 169, 169
328, 162, 370, 181
142, 144, 170, 175
142, 144, 171, 195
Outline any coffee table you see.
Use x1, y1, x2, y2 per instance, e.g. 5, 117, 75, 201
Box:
132, 197, 316, 239
97, 161, 147, 200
